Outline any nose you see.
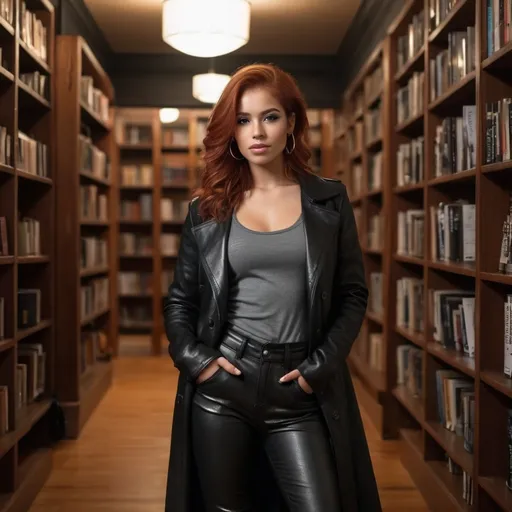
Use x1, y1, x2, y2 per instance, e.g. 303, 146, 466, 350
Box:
252, 120, 265, 139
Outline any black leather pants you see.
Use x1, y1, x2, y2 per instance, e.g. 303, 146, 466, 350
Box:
191, 328, 341, 512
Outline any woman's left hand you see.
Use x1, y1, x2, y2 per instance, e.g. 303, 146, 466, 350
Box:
279, 369, 313, 394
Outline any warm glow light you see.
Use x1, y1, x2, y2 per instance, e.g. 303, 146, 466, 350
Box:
159, 108, 180, 124
162, 0, 251, 58
192, 73, 231, 104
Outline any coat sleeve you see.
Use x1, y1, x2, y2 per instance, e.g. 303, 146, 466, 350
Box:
163, 201, 220, 382
297, 185, 368, 392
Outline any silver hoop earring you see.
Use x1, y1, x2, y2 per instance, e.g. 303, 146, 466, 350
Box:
229, 139, 245, 160
285, 133, 295, 154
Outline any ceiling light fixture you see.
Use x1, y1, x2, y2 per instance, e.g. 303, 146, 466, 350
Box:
192, 72, 231, 104
159, 108, 180, 124
162, 0, 251, 58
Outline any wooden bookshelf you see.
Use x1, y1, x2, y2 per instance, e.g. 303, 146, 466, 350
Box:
54, 35, 116, 439
341, 0, 512, 509
340, 42, 392, 438
114, 107, 210, 355
0, 0, 56, 509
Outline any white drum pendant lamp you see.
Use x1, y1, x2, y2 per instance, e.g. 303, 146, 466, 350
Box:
192, 72, 231, 104
162, 0, 251, 58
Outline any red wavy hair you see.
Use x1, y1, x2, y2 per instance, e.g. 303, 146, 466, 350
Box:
194, 63, 315, 222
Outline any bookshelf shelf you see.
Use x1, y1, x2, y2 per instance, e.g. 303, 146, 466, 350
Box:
480, 477, 512, 512
0, 1, 56, 507
427, 0, 475, 43
339, 0, 512, 508
54, 35, 116, 439
428, 71, 476, 112
392, 385, 424, 422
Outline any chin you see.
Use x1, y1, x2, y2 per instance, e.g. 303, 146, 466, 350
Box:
244, 152, 282, 167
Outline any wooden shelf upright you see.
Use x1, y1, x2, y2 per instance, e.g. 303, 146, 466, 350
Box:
54, 35, 117, 439
114, 108, 210, 355
342, 0, 512, 509
341, 42, 393, 439
0, 0, 56, 510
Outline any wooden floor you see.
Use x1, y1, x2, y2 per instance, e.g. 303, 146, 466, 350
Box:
30, 336, 429, 511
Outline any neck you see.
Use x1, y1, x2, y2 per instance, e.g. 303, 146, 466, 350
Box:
248, 156, 294, 189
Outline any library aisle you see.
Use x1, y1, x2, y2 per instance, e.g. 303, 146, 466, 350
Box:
27, 336, 428, 512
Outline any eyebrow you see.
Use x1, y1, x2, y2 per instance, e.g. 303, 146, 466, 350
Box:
236, 108, 281, 116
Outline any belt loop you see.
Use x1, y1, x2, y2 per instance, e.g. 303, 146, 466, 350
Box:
236, 337, 248, 360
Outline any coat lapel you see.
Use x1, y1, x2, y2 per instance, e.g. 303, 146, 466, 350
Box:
192, 215, 232, 322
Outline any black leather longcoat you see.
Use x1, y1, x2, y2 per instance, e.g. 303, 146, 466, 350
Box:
163, 170, 382, 511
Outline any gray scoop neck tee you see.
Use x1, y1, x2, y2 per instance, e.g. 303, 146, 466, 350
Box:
226, 212, 308, 344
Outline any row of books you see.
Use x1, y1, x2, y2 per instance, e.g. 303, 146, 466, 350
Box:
0, 0, 13, 27
18, 131, 48, 178
119, 233, 152, 256
397, 71, 424, 126
365, 105, 382, 143
81, 76, 109, 125
485, 98, 512, 165
368, 151, 382, 191
369, 271, 384, 317
396, 10, 424, 71
80, 277, 109, 322
397, 136, 424, 187
367, 213, 384, 252
0, 297, 3, 339
120, 194, 152, 222
348, 121, 363, 156
448, 456, 474, 506
486, 0, 512, 58
161, 198, 188, 222
397, 277, 424, 334
119, 305, 152, 326
18, 217, 41, 257
428, 0, 464, 34
504, 294, 512, 378
0, 217, 6, 256
19, 71, 48, 100
121, 165, 153, 186
20, 0, 48, 63
120, 124, 152, 145
118, 272, 152, 296
433, 106, 476, 177
79, 135, 110, 181
431, 289, 475, 358
430, 201, 476, 263
498, 194, 512, 275
162, 127, 189, 147
429, 26, 476, 102
80, 236, 108, 271
397, 209, 424, 258
81, 185, 108, 222
0, 125, 11, 167
163, 166, 188, 185
350, 163, 363, 198
396, 343, 422, 397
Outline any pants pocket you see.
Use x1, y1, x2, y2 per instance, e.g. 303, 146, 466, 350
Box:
293, 378, 315, 399
197, 367, 226, 387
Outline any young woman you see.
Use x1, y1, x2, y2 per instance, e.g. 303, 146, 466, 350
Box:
164, 64, 381, 512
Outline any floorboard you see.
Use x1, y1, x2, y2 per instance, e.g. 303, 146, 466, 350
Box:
29, 336, 429, 511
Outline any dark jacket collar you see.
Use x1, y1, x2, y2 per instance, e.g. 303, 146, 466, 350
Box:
296, 171, 343, 203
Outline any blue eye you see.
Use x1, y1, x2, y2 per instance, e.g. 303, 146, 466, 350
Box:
265, 114, 279, 122
236, 118, 249, 125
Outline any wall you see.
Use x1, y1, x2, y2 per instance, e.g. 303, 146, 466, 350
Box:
335, 0, 404, 93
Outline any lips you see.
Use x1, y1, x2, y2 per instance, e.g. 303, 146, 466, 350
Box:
249, 144, 269, 149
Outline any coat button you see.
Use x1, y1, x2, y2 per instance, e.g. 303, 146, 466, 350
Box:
176, 394, 183, 404
208, 318, 214, 328
316, 328, 321, 335
262, 349, 269, 356
332, 410, 340, 420
199, 284, 204, 292
321, 292, 327, 300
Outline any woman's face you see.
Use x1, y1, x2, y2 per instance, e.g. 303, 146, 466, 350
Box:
233, 86, 295, 166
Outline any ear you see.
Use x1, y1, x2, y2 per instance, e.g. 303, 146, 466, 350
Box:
287, 112, 296, 134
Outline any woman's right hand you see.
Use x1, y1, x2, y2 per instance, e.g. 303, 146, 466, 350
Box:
196, 356, 242, 384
